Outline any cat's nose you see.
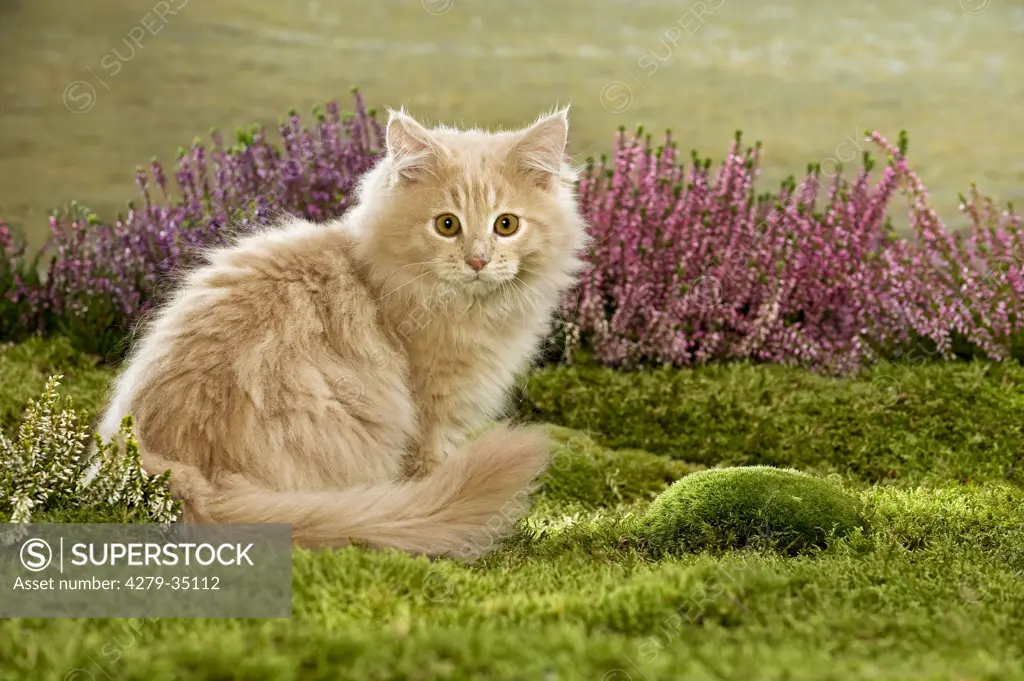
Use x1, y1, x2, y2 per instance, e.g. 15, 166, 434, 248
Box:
466, 256, 489, 272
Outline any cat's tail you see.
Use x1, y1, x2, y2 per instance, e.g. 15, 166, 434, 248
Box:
142, 424, 551, 561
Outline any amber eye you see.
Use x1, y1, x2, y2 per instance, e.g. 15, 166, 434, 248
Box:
433, 213, 461, 237
494, 213, 520, 236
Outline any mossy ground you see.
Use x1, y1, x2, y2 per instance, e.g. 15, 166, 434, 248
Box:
2, 338, 1024, 680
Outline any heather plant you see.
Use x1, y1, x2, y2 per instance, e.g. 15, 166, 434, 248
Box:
569, 127, 1023, 373
2, 93, 1022, 373
0, 375, 179, 532
0, 219, 47, 342
5, 91, 384, 360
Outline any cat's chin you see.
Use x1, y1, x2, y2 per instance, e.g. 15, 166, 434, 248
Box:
463, 278, 498, 298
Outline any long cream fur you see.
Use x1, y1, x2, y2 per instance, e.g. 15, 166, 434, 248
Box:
94, 106, 590, 560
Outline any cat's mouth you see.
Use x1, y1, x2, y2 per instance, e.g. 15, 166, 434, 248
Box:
437, 265, 518, 298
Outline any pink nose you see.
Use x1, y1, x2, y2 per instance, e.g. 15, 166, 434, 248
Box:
466, 257, 489, 272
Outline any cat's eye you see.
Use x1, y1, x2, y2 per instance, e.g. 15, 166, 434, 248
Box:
494, 213, 520, 236
434, 213, 461, 237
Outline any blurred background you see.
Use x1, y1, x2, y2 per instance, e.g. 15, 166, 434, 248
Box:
1, 0, 1022, 251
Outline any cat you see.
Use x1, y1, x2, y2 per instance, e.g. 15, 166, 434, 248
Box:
94, 106, 590, 560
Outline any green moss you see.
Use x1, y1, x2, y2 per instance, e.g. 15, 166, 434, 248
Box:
28, 505, 150, 523
639, 466, 867, 555
0, 335, 112, 435
520, 359, 1024, 486
537, 425, 695, 511
867, 483, 1024, 556
4, 337, 1024, 678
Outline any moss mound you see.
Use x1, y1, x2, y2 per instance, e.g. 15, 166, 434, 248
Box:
639, 466, 867, 555
537, 425, 693, 510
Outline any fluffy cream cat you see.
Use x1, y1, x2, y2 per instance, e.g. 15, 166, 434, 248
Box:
94, 106, 589, 560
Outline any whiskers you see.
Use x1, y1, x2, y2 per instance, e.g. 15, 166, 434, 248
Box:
374, 260, 435, 303
515, 265, 576, 328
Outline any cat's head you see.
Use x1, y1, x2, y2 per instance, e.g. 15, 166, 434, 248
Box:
351, 107, 590, 305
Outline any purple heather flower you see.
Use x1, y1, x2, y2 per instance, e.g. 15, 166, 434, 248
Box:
0, 92, 384, 359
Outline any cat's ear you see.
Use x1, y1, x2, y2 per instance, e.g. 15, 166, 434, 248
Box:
385, 109, 437, 184
511, 106, 570, 188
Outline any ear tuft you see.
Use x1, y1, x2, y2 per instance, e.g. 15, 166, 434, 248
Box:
385, 109, 436, 184
512, 106, 570, 188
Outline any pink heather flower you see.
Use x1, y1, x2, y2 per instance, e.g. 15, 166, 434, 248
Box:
567, 128, 1022, 374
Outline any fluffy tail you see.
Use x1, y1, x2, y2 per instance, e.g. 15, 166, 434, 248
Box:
141, 424, 551, 560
